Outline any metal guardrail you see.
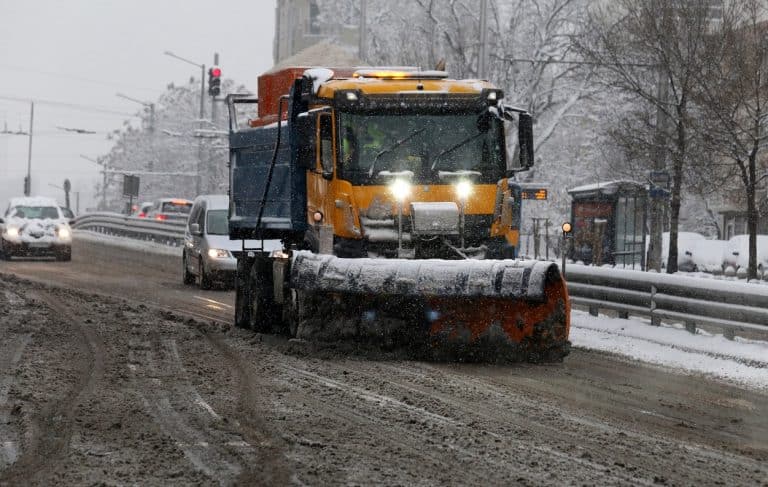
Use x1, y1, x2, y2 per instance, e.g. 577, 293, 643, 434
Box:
71, 213, 767, 338
565, 265, 768, 338
72, 212, 186, 245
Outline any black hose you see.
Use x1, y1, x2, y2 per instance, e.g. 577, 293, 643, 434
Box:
254, 95, 288, 237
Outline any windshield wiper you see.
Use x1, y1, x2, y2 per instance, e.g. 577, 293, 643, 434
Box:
430, 132, 485, 171
367, 127, 426, 177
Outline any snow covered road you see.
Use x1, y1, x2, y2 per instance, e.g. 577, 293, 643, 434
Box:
0, 237, 765, 485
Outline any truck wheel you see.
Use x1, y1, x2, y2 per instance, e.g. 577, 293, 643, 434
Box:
234, 258, 253, 329
249, 257, 281, 334
182, 252, 195, 285
199, 261, 212, 290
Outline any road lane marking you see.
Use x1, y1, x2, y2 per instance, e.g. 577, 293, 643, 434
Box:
193, 295, 233, 309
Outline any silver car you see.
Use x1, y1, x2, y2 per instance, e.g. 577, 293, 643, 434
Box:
182, 195, 238, 289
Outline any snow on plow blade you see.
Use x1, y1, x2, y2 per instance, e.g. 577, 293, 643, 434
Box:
290, 252, 571, 362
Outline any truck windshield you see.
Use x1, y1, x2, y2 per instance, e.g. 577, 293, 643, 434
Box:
337, 111, 506, 185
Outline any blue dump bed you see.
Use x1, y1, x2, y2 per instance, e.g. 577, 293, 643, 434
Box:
228, 122, 307, 241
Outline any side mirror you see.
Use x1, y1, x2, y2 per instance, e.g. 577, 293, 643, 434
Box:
295, 112, 316, 169
0, 217, 4, 225
518, 112, 534, 169
190, 223, 202, 235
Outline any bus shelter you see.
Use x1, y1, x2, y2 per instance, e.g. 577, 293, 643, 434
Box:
567, 180, 648, 269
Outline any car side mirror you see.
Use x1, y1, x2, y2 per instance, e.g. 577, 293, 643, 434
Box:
190, 223, 202, 235
518, 112, 534, 169
295, 112, 317, 169
0, 217, 4, 225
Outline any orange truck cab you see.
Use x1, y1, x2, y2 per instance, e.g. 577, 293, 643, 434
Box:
227, 67, 534, 259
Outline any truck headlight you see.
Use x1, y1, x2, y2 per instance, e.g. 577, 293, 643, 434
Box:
57, 226, 71, 240
207, 248, 230, 259
455, 180, 473, 200
6, 226, 19, 238
389, 179, 411, 201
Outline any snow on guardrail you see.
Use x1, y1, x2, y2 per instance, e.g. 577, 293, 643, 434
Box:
71, 212, 185, 246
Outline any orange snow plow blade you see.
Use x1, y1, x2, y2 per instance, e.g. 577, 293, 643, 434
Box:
289, 252, 571, 362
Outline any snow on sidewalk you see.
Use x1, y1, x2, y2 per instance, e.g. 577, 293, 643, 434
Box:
571, 310, 768, 391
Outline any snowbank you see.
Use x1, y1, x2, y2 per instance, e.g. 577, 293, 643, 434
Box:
571, 310, 768, 391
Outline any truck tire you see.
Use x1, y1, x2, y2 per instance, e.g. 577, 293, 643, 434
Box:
249, 257, 282, 334
234, 257, 253, 329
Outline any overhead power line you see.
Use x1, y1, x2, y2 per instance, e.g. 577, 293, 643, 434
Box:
0, 63, 162, 94
0, 95, 136, 117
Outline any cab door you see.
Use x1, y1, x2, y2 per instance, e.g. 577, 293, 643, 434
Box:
306, 112, 335, 252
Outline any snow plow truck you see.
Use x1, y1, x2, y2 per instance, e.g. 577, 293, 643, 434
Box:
226, 66, 570, 361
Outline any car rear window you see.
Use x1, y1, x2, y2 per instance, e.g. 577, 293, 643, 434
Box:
161, 201, 192, 214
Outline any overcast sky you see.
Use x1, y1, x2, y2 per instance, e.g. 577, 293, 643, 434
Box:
0, 0, 276, 210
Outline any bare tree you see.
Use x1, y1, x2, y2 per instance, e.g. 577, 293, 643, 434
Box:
364, 0, 595, 160
578, 0, 714, 273
696, 0, 768, 279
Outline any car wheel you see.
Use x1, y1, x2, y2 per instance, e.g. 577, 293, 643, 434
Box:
57, 247, 72, 262
199, 260, 212, 290
182, 252, 195, 285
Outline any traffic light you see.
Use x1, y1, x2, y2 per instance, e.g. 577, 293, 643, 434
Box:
23, 176, 30, 196
208, 66, 221, 97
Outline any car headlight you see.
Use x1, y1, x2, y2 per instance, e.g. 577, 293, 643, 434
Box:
57, 226, 71, 239
389, 179, 411, 201
207, 248, 230, 259
6, 226, 19, 238
455, 180, 473, 200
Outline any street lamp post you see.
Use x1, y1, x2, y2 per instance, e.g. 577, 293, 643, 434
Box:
26, 102, 34, 196
163, 50, 206, 195
116, 93, 155, 132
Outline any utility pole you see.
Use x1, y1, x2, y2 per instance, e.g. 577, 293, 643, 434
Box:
25, 102, 34, 196
478, 0, 489, 79
359, 0, 368, 62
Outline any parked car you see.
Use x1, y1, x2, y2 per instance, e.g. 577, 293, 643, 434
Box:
722, 234, 768, 272
0, 196, 72, 261
690, 238, 726, 273
182, 195, 281, 289
147, 198, 193, 222
659, 231, 706, 272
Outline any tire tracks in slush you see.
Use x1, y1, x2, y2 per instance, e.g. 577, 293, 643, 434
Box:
0, 290, 31, 469
0, 290, 104, 485
393, 361, 766, 484
199, 330, 293, 485
278, 360, 643, 486
127, 332, 252, 485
